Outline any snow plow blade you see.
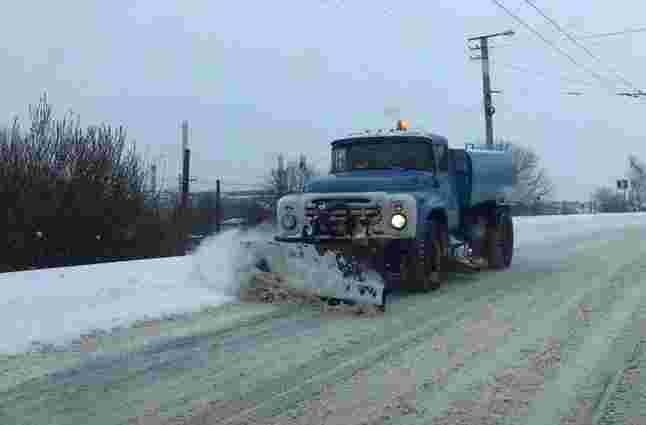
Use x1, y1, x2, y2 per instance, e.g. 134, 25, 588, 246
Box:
239, 239, 387, 310
317, 275, 386, 308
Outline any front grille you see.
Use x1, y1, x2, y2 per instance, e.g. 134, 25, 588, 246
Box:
310, 197, 371, 205
305, 201, 382, 236
305, 207, 381, 221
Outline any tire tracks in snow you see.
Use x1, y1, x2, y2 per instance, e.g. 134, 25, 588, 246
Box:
6, 228, 646, 425
255, 228, 646, 425
165, 230, 646, 424
401, 230, 646, 425
200, 243, 619, 420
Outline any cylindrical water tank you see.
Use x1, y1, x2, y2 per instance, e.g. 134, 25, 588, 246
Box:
465, 149, 514, 206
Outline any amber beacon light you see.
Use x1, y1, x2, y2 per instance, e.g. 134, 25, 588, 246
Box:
396, 119, 408, 131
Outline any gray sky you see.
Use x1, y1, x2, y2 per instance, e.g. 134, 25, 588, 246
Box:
2, 0, 646, 200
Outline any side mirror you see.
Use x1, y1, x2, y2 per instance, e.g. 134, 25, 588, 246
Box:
432, 144, 447, 174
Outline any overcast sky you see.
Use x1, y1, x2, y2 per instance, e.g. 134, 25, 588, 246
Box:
2, 0, 646, 200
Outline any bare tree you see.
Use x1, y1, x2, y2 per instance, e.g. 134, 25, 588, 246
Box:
592, 186, 627, 213
505, 141, 555, 204
627, 154, 646, 209
264, 153, 322, 197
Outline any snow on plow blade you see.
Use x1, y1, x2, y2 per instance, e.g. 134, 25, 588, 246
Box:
238, 240, 386, 308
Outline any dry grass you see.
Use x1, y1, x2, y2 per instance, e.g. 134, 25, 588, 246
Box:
240, 271, 383, 317
239, 272, 322, 305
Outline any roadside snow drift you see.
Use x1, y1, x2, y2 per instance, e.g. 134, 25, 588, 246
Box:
2, 213, 646, 355
0, 229, 269, 355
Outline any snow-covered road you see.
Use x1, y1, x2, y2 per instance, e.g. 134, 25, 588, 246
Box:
2, 213, 646, 425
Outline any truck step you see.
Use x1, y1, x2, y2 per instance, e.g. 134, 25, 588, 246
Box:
449, 256, 487, 273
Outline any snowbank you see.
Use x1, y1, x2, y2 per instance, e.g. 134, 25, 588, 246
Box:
0, 228, 273, 355
513, 212, 646, 248
1, 213, 645, 355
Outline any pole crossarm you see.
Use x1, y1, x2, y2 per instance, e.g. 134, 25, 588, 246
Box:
467, 30, 515, 42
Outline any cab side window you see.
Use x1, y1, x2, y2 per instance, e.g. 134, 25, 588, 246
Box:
333, 148, 347, 172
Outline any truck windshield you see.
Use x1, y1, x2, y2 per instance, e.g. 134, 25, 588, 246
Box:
333, 137, 435, 172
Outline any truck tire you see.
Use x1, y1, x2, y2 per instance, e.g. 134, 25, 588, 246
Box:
485, 212, 514, 269
402, 221, 448, 292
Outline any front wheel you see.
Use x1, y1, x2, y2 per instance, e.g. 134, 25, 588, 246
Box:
424, 221, 449, 291
485, 212, 514, 269
402, 221, 448, 292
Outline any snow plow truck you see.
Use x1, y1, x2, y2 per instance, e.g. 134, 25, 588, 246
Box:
273, 120, 515, 310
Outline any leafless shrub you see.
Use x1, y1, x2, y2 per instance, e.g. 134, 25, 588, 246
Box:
0, 94, 187, 271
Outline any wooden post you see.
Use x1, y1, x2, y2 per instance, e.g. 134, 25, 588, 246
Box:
215, 179, 221, 234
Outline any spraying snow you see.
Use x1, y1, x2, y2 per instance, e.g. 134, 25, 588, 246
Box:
191, 225, 385, 306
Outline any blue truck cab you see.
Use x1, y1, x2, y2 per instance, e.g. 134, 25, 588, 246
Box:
274, 120, 515, 298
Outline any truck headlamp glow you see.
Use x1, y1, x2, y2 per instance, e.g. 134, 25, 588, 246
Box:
281, 214, 297, 230
390, 213, 407, 230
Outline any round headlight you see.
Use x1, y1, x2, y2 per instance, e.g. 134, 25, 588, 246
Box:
391, 213, 407, 230
281, 214, 297, 230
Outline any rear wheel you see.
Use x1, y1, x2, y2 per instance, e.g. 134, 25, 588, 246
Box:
485, 211, 514, 269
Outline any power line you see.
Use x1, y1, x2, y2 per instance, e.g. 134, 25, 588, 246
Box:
199, 181, 266, 189
493, 61, 601, 90
483, 25, 646, 45
485, 27, 646, 47
489, 0, 622, 94
578, 26, 646, 40
521, 0, 640, 92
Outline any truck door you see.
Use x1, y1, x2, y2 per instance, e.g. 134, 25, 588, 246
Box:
449, 149, 471, 209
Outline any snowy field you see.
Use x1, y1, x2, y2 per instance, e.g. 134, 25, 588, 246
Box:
1, 213, 646, 356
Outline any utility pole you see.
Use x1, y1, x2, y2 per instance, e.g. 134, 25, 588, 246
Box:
278, 154, 286, 195
181, 120, 190, 210
150, 164, 157, 194
467, 30, 514, 147
299, 154, 307, 192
